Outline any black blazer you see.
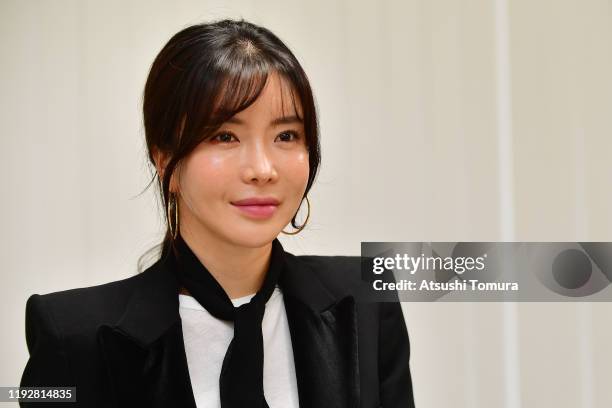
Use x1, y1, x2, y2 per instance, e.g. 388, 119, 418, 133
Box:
20, 249, 415, 407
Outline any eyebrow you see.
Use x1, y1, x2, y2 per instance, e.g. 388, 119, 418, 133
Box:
225, 115, 303, 126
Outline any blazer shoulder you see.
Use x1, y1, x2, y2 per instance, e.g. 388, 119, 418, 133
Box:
23, 263, 156, 340
286, 252, 399, 303
287, 253, 365, 299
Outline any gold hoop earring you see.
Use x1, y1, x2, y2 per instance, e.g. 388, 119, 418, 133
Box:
281, 196, 310, 235
167, 192, 179, 239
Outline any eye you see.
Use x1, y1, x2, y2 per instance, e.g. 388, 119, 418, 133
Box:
275, 130, 300, 143
210, 131, 238, 144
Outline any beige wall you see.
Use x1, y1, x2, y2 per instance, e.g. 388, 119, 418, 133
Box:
1, 0, 611, 407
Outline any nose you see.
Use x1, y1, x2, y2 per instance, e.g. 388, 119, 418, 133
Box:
241, 140, 278, 184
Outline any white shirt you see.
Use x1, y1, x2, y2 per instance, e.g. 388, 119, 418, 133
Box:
178, 286, 300, 408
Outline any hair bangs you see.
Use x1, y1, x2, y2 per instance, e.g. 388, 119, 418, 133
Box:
276, 73, 304, 122
209, 64, 270, 125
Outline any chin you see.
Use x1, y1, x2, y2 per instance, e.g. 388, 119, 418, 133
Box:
225, 226, 281, 249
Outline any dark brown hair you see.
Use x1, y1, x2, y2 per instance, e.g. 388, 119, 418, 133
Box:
139, 19, 320, 268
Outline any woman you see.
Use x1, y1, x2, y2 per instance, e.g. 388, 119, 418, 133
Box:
20, 19, 415, 408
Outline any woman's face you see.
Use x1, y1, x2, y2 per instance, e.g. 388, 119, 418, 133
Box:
174, 73, 310, 248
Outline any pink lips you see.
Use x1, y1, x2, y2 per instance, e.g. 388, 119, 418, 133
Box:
231, 197, 280, 219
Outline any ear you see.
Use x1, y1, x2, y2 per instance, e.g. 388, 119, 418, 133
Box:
152, 148, 178, 193
152, 147, 167, 179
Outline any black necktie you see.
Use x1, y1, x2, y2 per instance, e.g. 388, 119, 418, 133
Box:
168, 233, 285, 408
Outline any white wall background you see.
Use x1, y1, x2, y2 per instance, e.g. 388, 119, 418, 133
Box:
1, 0, 612, 407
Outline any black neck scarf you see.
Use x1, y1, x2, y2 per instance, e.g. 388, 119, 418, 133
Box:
168, 233, 285, 408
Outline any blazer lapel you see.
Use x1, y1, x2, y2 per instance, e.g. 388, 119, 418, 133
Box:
96, 258, 197, 408
95, 250, 361, 408
280, 255, 361, 408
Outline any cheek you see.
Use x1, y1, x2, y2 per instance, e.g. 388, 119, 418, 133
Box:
284, 151, 310, 186
181, 154, 233, 198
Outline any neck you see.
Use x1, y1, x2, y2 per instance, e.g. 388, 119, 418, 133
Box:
178, 226, 273, 300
